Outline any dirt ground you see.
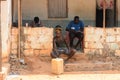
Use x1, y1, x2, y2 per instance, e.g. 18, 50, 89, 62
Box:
7, 52, 120, 80
14, 51, 120, 75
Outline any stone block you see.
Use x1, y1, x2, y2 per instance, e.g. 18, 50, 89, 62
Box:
106, 28, 116, 35
99, 49, 103, 55
110, 43, 119, 50
106, 36, 115, 42
24, 27, 32, 34
85, 35, 95, 42
0, 74, 3, 80
12, 28, 18, 35
39, 49, 52, 55
106, 28, 120, 35
112, 28, 120, 35
85, 42, 103, 49
116, 35, 120, 42
115, 50, 120, 56
11, 35, 18, 42
24, 49, 33, 56
34, 49, 40, 56
84, 27, 95, 35
11, 43, 17, 49
1, 63, 10, 80
31, 42, 41, 49
94, 28, 104, 35
84, 49, 91, 54
85, 34, 103, 42
24, 41, 31, 49
11, 49, 17, 55
51, 58, 64, 74
84, 42, 88, 48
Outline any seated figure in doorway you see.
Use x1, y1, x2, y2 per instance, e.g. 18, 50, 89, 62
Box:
31, 16, 43, 27
51, 25, 76, 61
66, 16, 84, 49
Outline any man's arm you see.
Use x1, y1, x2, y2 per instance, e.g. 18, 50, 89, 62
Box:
63, 36, 70, 50
77, 21, 84, 33
53, 37, 59, 55
66, 21, 72, 31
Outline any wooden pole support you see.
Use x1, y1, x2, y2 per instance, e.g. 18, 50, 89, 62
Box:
18, 0, 22, 59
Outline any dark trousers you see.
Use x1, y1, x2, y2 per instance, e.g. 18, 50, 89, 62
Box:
69, 32, 83, 48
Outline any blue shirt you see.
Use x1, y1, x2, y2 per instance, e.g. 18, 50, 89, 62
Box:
66, 20, 84, 31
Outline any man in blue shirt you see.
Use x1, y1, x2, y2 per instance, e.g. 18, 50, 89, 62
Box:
66, 16, 84, 48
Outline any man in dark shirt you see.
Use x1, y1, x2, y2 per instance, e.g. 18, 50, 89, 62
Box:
31, 16, 43, 27
51, 25, 76, 61
66, 16, 84, 48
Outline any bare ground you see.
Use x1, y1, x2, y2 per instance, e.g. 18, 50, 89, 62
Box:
15, 52, 120, 75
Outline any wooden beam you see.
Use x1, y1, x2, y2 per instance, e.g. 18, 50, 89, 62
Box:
18, 0, 22, 59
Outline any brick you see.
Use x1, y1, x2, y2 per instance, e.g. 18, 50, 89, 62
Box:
106, 28, 120, 35
11, 35, 18, 42
84, 49, 91, 54
115, 50, 120, 56
31, 42, 41, 49
94, 28, 104, 35
106, 36, 115, 42
85, 42, 103, 49
11, 43, 17, 49
85, 35, 95, 42
84, 42, 89, 48
24, 27, 32, 34
12, 27, 53, 56
116, 35, 120, 42
52, 58, 64, 74
94, 42, 103, 49
11, 49, 17, 54
99, 49, 103, 55
0, 74, 3, 80
24, 49, 33, 56
110, 43, 119, 50
34, 49, 40, 56
106, 28, 115, 35
39, 49, 52, 55
12, 28, 18, 35
24, 41, 31, 49
112, 28, 120, 35
84, 27, 95, 35
85, 34, 103, 42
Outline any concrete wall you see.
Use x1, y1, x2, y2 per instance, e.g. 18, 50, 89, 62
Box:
84, 27, 120, 56
1, 0, 12, 62
12, 0, 96, 27
11, 27, 53, 56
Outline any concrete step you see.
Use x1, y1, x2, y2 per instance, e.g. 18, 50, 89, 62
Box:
64, 61, 112, 72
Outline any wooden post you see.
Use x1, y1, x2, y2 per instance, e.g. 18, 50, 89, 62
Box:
18, 0, 22, 59
0, 1, 2, 72
103, 0, 106, 41
103, 0, 106, 29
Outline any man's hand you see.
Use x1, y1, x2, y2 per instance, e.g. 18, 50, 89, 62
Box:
76, 30, 83, 33
53, 48, 59, 56
69, 29, 76, 33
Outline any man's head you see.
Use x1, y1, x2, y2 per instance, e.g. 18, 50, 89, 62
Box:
74, 16, 79, 24
55, 25, 62, 37
34, 16, 40, 24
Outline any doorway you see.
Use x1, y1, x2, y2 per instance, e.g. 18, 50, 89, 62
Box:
96, 0, 117, 27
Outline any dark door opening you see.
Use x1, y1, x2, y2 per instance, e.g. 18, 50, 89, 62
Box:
96, 0, 117, 27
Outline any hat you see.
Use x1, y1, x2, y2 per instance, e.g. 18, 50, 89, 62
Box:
55, 25, 62, 32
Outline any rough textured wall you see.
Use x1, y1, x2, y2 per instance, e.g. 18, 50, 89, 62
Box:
84, 27, 120, 56
13, 0, 96, 21
1, 1, 11, 62
11, 27, 53, 56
